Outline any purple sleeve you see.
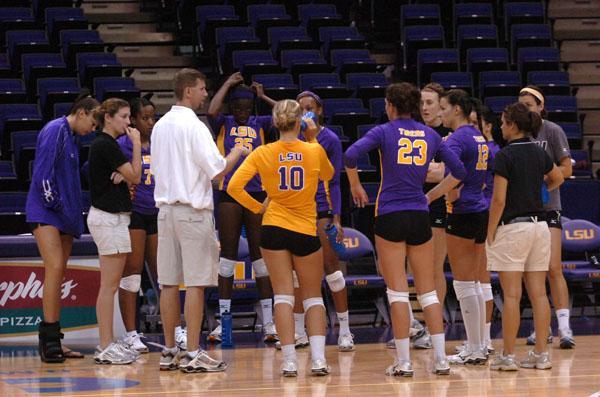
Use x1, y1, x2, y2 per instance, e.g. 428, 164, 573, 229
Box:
208, 113, 226, 134
437, 140, 467, 180
343, 126, 382, 168
328, 135, 343, 215
34, 123, 67, 210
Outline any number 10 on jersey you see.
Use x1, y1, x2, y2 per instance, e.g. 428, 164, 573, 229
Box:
278, 166, 304, 190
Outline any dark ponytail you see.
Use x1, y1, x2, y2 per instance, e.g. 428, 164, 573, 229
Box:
69, 88, 99, 115
503, 102, 543, 138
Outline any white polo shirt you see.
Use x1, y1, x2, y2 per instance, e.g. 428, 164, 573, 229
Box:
151, 105, 226, 210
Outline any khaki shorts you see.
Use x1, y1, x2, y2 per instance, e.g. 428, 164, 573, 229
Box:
87, 206, 131, 255
486, 220, 551, 272
157, 204, 219, 287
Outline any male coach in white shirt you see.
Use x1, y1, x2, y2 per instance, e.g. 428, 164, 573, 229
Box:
151, 68, 248, 372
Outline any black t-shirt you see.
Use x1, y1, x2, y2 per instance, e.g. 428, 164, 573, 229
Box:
89, 132, 131, 213
493, 137, 554, 224
424, 123, 454, 210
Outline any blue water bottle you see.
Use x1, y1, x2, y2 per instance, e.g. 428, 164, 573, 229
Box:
541, 182, 550, 205
221, 311, 234, 348
325, 224, 346, 256
300, 111, 317, 132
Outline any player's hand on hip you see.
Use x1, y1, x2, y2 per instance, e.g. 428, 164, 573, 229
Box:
350, 184, 369, 208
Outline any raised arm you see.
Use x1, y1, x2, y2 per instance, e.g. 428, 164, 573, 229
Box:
251, 82, 276, 108
116, 127, 142, 184
207, 72, 244, 119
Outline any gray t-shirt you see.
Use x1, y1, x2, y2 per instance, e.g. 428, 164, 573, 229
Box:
532, 120, 571, 211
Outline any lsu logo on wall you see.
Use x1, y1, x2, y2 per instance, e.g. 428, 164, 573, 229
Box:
562, 220, 600, 253
565, 229, 595, 240
0, 263, 100, 337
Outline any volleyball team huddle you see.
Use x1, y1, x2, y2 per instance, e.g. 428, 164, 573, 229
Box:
26, 68, 573, 377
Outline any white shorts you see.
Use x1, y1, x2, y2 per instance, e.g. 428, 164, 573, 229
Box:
486, 220, 551, 272
87, 206, 131, 256
157, 204, 219, 287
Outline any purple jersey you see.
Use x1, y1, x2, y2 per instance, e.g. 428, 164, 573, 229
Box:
117, 135, 157, 215
445, 125, 489, 214
344, 118, 466, 217
210, 114, 270, 192
483, 140, 500, 207
315, 127, 342, 215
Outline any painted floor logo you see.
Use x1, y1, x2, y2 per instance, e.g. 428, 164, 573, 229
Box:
2, 377, 139, 393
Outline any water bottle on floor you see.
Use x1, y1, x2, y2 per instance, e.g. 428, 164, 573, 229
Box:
221, 311, 234, 348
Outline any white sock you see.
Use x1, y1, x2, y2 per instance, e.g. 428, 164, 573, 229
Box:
187, 349, 199, 358
337, 311, 350, 335
281, 344, 296, 362
126, 330, 137, 337
309, 335, 326, 362
175, 325, 183, 333
260, 299, 273, 325
219, 299, 231, 316
165, 346, 178, 354
294, 312, 305, 336
430, 333, 446, 361
394, 338, 410, 362
476, 282, 486, 351
408, 303, 415, 324
454, 281, 482, 353
556, 308, 570, 332
485, 323, 491, 346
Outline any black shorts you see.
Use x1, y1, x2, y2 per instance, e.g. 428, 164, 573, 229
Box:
317, 209, 333, 220
545, 210, 562, 229
374, 210, 432, 246
28, 223, 69, 236
428, 204, 447, 229
260, 225, 321, 257
219, 190, 267, 206
446, 211, 488, 243
129, 211, 158, 235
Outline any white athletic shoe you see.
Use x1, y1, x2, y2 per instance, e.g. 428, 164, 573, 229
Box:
263, 322, 279, 343
94, 342, 136, 365
338, 333, 355, 352
433, 359, 451, 375
159, 347, 183, 371
175, 327, 188, 350
281, 359, 298, 377
311, 359, 330, 376
386, 360, 414, 377
179, 350, 227, 373
208, 324, 222, 344
123, 332, 149, 353
447, 348, 487, 365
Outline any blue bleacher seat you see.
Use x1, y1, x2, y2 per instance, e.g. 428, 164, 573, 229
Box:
297, 4, 345, 39
369, 98, 387, 123
431, 72, 474, 95
21, 53, 69, 95
195, 5, 242, 52
53, 102, 73, 118
479, 71, 521, 98
571, 150, 593, 178
511, 24, 552, 62
457, 24, 498, 61
544, 95, 578, 123
0, 53, 10, 78
10, 130, 38, 184
0, 191, 26, 211
6, 30, 51, 71
401, 25, 444, 71
518, 47, 560, 77
484, 96, 518, 114
557, 122, 582, 142
346, 73, 387, 105
528, 71, 571, 96
505, 2, 545, 41
400, 4, 441, 28
215, 26, 262, 73
32, 0, 73, 21
0, 105, 42, 159
319, 26, 364, 55
232, 49, 279, 77
60, 29, 104, 69
330, 49, 376, 80
280, 49, 331, 80
246, 4, 291, 41
0, 8, 36, 44
417, 48, 460, 87
0, 79, 27, 104
561, 179, 600, 224
93, 77, 140, 102
454, 4, 493, 38
323, 98, 371, 140
251, 73, 298, 100
37, 77, 80, 119
467, 48, 510, 85
0, 160, 18, 191
45, 7, 88, 44
76, 52, 122, 88
357, 124, 376, 138
0, 191, 27, 234
299, 73, 348, 99
267, 26, 313, 54
326, 124, 349, 142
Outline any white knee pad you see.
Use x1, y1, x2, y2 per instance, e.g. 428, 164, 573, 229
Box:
417, 290, 439, 309
252, 258, 269, 278
292, 270, 299, 289
386, 288, 409, 305
481, 283, 493, 302
303, 297, 325, 312
453, 280, 478, 300
325, 270, 345, 293
274, 294, 294, 308
218, 257, 237, 278
119, 274, 141, 293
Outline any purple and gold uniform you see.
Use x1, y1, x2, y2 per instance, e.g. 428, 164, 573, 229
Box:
483, 140, 500, 207
210, 114, 271, 192
445, 125, 489, 214
117, 135, 157, 215
344, 118, 466, 217
315, 127, 342, 217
